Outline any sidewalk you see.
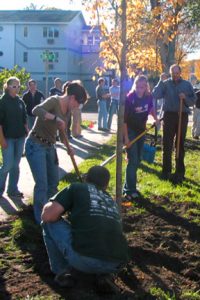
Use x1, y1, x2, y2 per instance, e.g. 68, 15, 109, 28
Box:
0, 113, 117, 221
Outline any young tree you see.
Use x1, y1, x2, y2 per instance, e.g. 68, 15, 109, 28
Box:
81, 0, 199, 202
0, 65, 30, 95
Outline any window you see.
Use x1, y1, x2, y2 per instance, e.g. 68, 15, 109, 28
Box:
43, 27, 59, 38
87, 35, 93, 45
43, 27, 47, 37
23, 52, 28, 62
24, 26, 28, 37
94, 35, 100, 45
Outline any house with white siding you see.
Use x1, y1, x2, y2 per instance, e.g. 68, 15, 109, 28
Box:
0, 10, 104, 99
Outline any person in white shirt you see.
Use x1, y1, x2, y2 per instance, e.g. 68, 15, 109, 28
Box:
107, 79, 120, 130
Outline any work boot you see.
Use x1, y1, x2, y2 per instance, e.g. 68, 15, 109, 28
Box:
54, 271, 76, 288
95, 274, 120, 295
161, 172, 171, 180
171, 173, 185, 185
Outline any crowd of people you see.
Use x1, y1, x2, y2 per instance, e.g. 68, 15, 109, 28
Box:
0, 63, 198, 293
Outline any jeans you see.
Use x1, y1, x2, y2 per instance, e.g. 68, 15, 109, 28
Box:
42, 219, 121, 275
107, 100, 119, 130
0, 137, 25, 196
123, 129, 145, 195
163, 112, 188, 176
192, 107, 200, 137
25, 137, 59, 224
97, 100, 108, 129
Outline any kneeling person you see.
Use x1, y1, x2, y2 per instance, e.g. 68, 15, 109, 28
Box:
41, 166, 128, 290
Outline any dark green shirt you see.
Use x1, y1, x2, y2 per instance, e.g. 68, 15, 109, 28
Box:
51, 183, 128, 263
96, 85, 106, 101
0, 93, 27, 138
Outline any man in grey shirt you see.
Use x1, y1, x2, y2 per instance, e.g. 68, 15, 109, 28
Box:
153, 64, 196, 184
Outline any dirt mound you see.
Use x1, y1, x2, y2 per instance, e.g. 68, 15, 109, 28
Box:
0, 198, 199, 300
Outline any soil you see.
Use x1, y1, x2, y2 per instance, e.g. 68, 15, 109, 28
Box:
0, 196, 199, 300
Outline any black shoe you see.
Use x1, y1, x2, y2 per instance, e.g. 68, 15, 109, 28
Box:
171, 173, 185, 185
74, 134, 83, 139
54, 272, 76, 288
161, 172, 171, 180
95, 274, 120, 295
193, 136, 199, 140
98, 127, 104, 131
8, 191, 24, 198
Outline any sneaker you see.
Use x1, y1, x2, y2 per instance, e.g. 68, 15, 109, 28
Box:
95, 274, 120, 295
7, 191, 24, 198
123, 192, 140, 201
171, 173, 185, 185
193, 136, 199, 140
54, 272, 76, 288
74, 134, 83, 139
102, 128, 109, 132
161, 172, 171, 180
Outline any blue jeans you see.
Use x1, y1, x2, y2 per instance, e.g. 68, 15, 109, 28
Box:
27, 115, 36, 130
97, 100, 108, 129
0, 137, 25, 196
42, 219, 121, 275
25, 137, 59, 224
123, 129, 145, 195
107, 100, 119, 129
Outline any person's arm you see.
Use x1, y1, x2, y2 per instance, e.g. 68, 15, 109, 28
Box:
42, 185, 74, 222
32, 97, 66, 130
0, 126, 7, 148
123, 123, 129, 146
179, 82, 197, 107
41, 201, 65, 223
152, 79, 165, 100
123, 97, 130, 146
0, 102, 7, 148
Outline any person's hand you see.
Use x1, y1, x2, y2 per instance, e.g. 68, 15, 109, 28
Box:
179, 92, 186, 100
124, 136, 130, 148
67, 145, 75, 156
106, 93, 111, 98
154, 119, 161, 131
56, 117, 66, 131
0, 139, 8, 149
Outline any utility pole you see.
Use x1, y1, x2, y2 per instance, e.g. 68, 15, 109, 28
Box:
41, 50, 56, 98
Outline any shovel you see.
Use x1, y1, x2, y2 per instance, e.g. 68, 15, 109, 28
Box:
101, 121, 159, 167
176, 96, 184, 161
61, 131, 83, 182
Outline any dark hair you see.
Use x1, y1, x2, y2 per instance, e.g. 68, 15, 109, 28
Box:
86, 166, 110, 190
63, 80, 88, 104
62, 80, 71, 94
98, 77, 105, 84
28, 79, 36, 85
170, 64, 181, 73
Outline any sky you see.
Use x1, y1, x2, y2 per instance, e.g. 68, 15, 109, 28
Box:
0, 1, 199, 60
0, 0, 82, 10
0, 0, 91, 22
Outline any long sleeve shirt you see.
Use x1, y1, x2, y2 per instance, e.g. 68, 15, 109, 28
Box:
0, 93, 27, 138
152, 78, 196, 113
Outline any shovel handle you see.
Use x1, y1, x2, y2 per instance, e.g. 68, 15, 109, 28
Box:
61, 131, 83, 182
101, 120, 162, 167
176, 97, 184, 160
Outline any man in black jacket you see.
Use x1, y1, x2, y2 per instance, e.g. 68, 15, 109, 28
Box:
23, 79, 44, 130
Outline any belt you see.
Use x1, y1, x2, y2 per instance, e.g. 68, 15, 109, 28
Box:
31, 131, 53, 146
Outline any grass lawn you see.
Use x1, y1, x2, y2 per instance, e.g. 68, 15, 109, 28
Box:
0, 127, 199, 299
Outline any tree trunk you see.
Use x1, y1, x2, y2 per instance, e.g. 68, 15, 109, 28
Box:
116, 0, 127, 208
150, 0, 176, 73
